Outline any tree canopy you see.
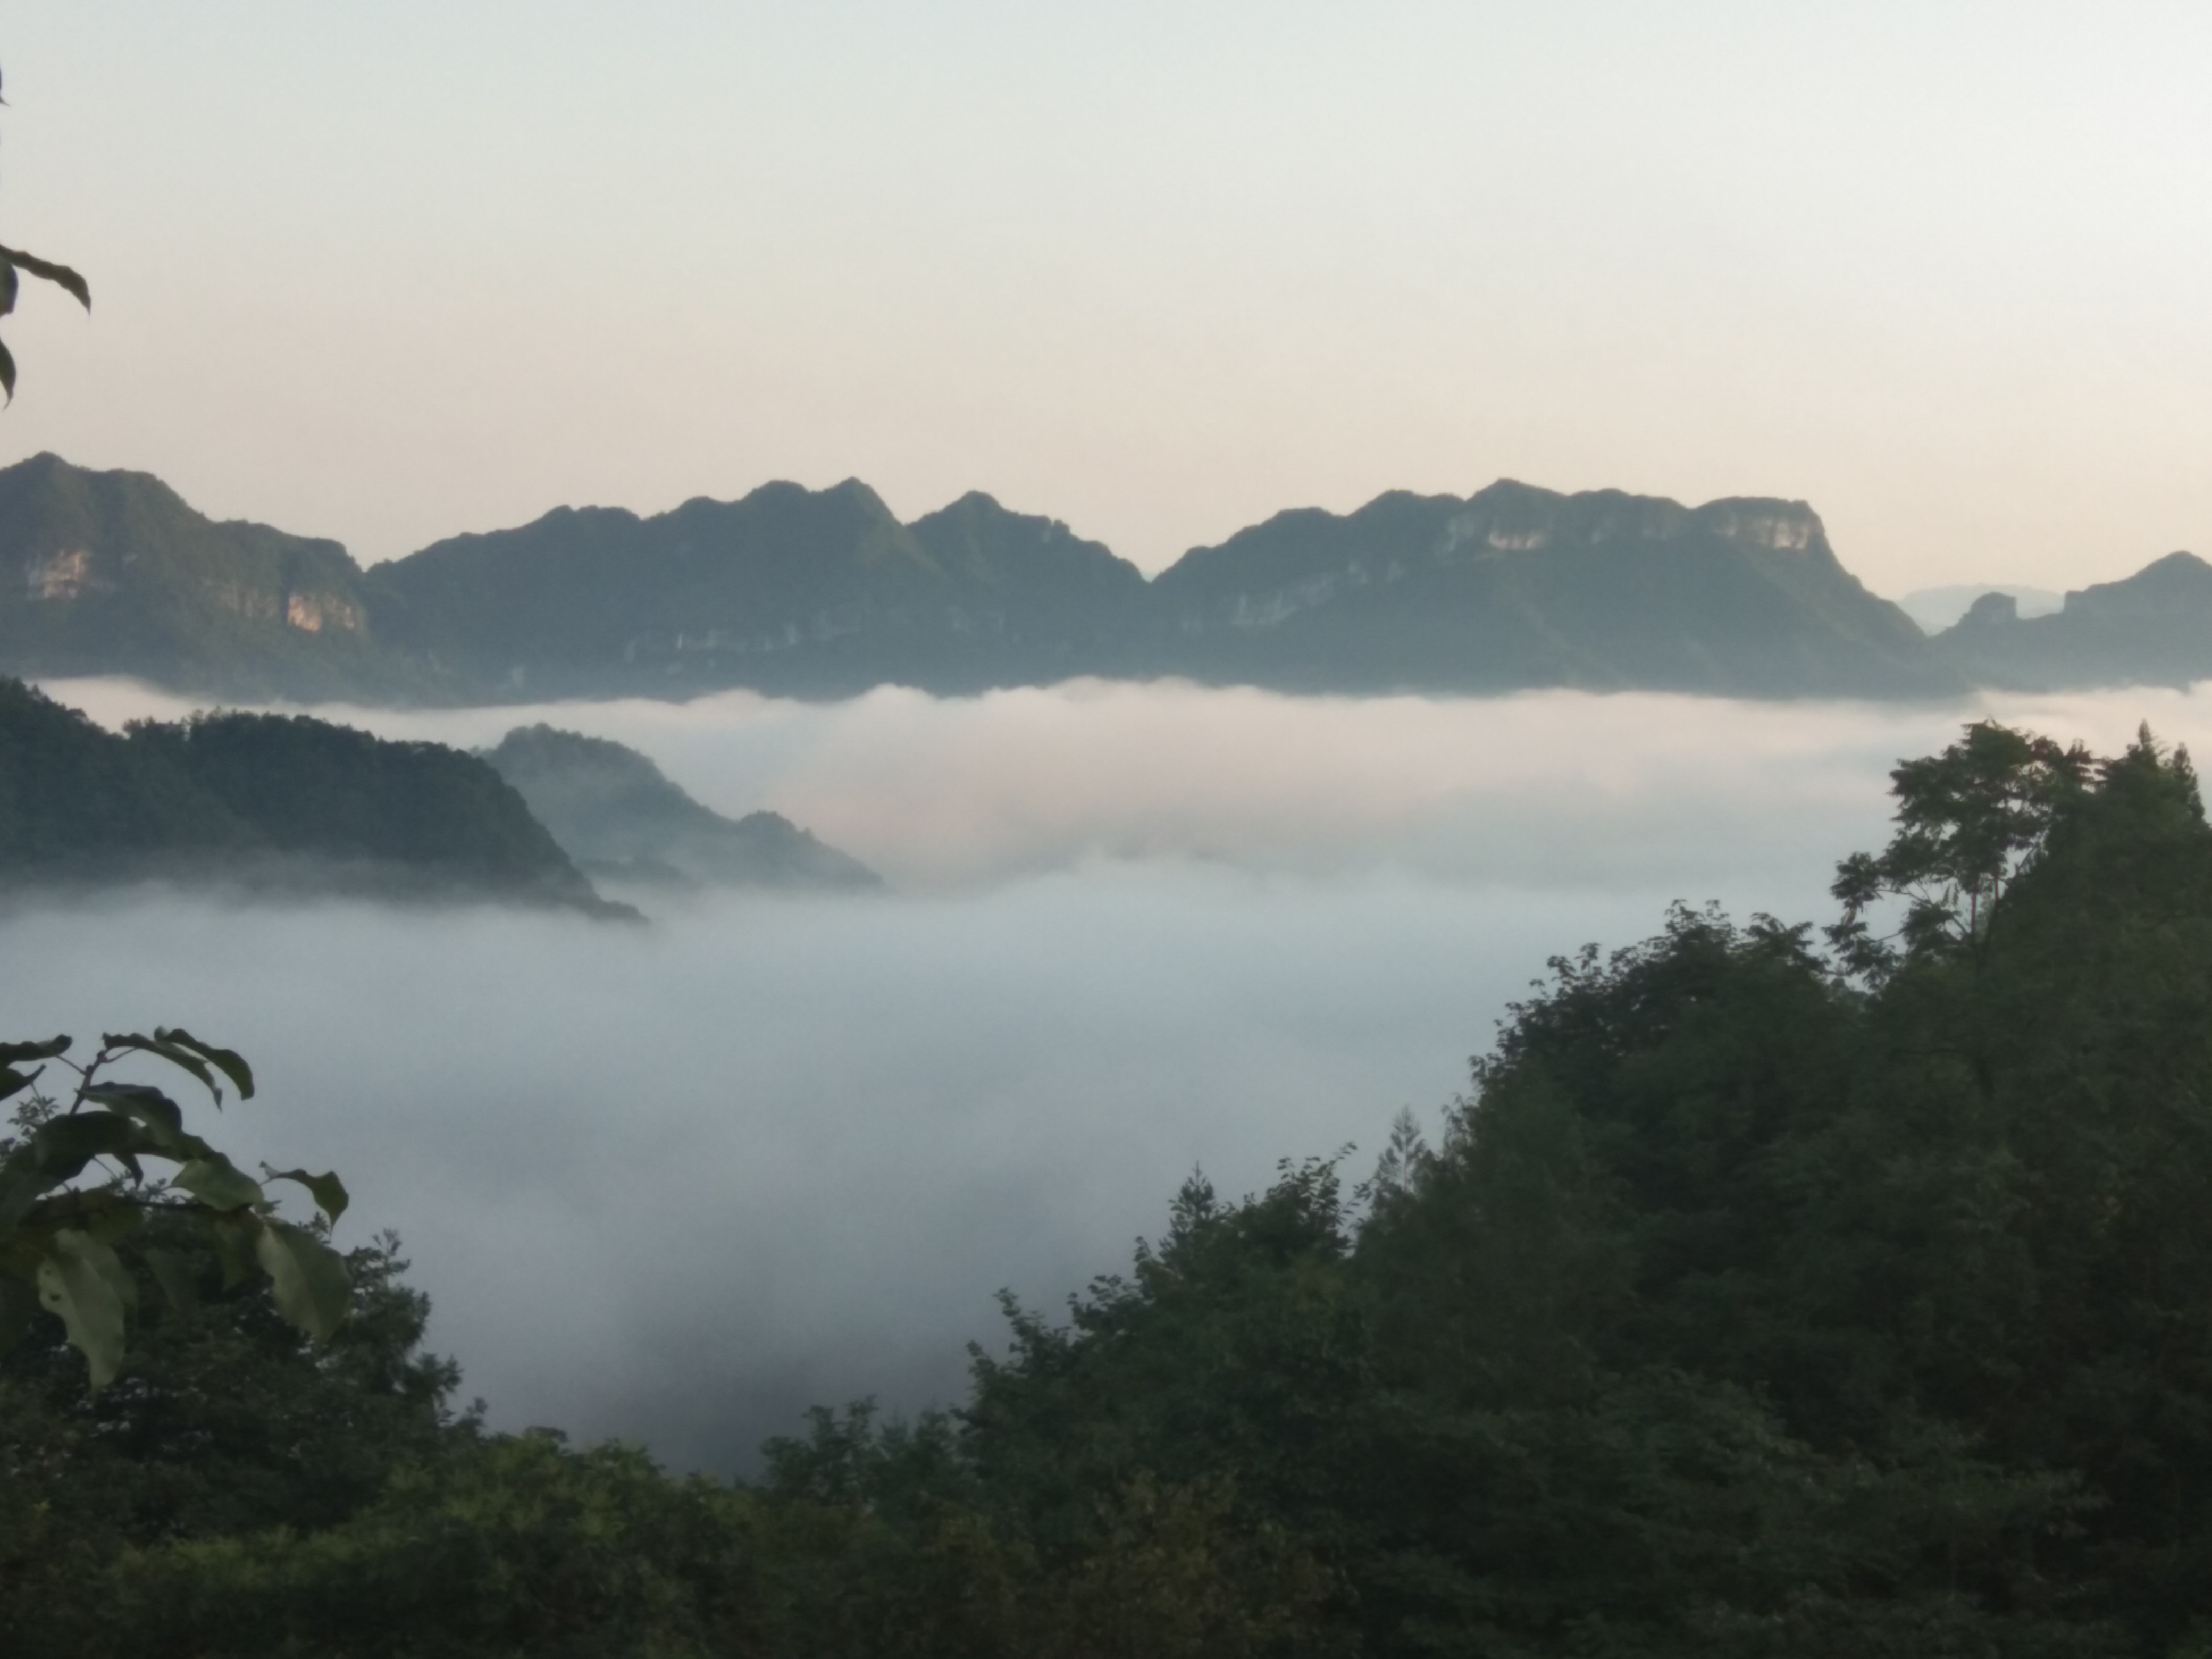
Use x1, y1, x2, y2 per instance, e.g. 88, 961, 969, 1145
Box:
959, 720, 2212, 1655
1, 1028, 352, 1388
13, 719, 2212, 1657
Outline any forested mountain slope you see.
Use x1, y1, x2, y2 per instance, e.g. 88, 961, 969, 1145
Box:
355, 476, 1961, 699
0, 454, 430, 701
365, 480, 1148, 699
1146, 480, 1953, 696
16, 451, 2168, 706
479, 724, 880, 891
1933, 549, 2212, 689
0, 679, 618, 911
946, 723, 2212, 1654
6, 451, 2207, 705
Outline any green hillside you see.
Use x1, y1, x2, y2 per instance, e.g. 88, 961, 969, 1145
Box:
904, 491, 1154, 683
1934, 550, 2212, 690
0, 454, 432, 701
0, 678, 617, 911
367, 481, 1149, 699
479, 724, 881, 891
10, 451, 2211, 704
1148, 480, 1957, 696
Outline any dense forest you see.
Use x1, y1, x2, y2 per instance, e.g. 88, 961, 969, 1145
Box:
9, 719, 2212, 1655
0, 678, 617, 912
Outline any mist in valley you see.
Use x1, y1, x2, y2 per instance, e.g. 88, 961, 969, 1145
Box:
12, 676, 2212, 1473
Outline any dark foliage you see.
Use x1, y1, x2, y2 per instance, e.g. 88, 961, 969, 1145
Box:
0, 677, 245, 871
955, 723, 2212, 1655
14, 720, 2212, 1656
0, 455, 432, 702
0, 678, 615, 911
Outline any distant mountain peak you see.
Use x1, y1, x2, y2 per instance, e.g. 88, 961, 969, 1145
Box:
1933, 549, 2212, 690
2123, 549, 2212, 585
1956, 591, 2022, 628
6, 452, 2202, 704
480, 723, 879, 894
1149, 479, 1934, 697
940, 489, 1009, 514
0, 452, 425, 700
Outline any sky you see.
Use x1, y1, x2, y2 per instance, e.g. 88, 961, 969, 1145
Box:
0, 3, 2207, 591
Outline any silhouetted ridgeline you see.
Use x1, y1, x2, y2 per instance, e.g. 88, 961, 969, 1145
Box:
1933, 551, 2212, 691
0, 678, 624, 913
1143, 484, 1943, 697
479, 724, 881, 892
1, 452, 2205, 702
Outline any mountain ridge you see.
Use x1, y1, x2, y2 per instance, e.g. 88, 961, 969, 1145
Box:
0, 677, 627, 915
0, 453, 431, 701
0, 451, 2196, 705
1142, 480, 1946, 697
477, 724, 881, 894
1932, 550, 2212, 691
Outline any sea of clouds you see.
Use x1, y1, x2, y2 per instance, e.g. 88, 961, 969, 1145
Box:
9, 677, 2210, 1472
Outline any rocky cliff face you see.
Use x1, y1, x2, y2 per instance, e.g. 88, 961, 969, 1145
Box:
1145, 482, 1951, 697
0, 454, 424, 700
372, 472, 1954, 702
11, 451, 2196, 706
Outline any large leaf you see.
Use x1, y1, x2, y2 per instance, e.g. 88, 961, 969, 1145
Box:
0, 1163, 46, 1233
254, 1218, 351, 1341
0, 1036, 71, 1066
104, 1033, 218, 1099
0, 1112, 149, 1228
172, 1153, 264, 1212
266, 1167, 349, 1224
209, 1214, 257, 1291
0, 243, 91, 309
155, 1028, 254, 1101
0, 255, 16, 319
26, 1110, 147, 1171
36, 1228, 136, 1387
82, 1083, 194, 1153
0, 1034, 70, 1105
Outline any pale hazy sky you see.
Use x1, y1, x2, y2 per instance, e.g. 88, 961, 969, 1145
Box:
1, 3, 2207, 591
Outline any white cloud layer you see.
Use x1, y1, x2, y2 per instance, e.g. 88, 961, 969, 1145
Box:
12, 678, 2211, 1469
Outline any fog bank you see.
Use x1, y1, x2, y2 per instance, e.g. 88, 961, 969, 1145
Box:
12, 678, 2209, 1470
49, 676, 2212, 891
1, 873, 1727, 1472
